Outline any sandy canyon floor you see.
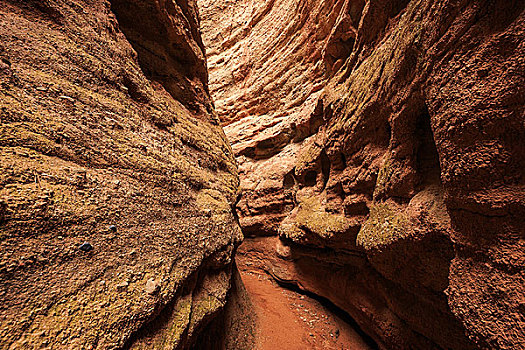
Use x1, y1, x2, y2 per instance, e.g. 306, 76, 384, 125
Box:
237, 247, 375, 350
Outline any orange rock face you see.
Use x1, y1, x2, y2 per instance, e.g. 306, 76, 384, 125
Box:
0, 0, 248, 348
200, 0, 358, 236
201, 0, 525, 348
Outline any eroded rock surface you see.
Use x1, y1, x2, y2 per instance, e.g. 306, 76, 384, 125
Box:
201, 0, 525, 348
0, 0, 250, 348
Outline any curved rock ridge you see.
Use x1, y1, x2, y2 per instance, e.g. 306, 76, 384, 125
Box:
0, 0, 250, 348
201, 0, 525, 349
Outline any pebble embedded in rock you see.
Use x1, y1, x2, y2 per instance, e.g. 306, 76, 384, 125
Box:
79, 242, 93, 252
116, 281, 129, 291
59, 95, 75, 102
145, 278, 160, 295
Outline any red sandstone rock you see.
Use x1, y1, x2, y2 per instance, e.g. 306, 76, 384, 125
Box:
202, 0, 525, 348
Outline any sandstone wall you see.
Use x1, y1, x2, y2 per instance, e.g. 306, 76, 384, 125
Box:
201, 0, 525, 348
0, 0, 246, 348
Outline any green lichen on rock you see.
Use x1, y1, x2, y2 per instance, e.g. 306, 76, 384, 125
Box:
357, 202, 410, 251
294, 141, 323, 178
155, 295, 193, 349
373, 156, 394, 199
280, 196, 350, 243
189, 295, 224, 332
196, 189, 232, 213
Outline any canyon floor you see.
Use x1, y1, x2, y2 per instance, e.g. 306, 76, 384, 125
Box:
237, 241, 376, 350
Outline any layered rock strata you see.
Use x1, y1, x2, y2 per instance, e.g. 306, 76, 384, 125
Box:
0, 0, 250, 348
201, 0, 525, 348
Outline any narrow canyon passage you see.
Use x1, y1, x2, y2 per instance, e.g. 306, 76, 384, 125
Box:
197, 0, 381, 346
0, 0, 522, 349
199, 0, 377, 344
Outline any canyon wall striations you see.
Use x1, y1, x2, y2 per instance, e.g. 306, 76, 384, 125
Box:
201, 0, 525, 349
0, 0, 253, 348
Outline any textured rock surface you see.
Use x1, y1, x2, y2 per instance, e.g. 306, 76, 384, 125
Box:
200, 0, 357, 236
0, 0, 248, 348
201, 0, 525, 348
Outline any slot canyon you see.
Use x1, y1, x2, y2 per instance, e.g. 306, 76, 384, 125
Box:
0, 0, 523, 349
